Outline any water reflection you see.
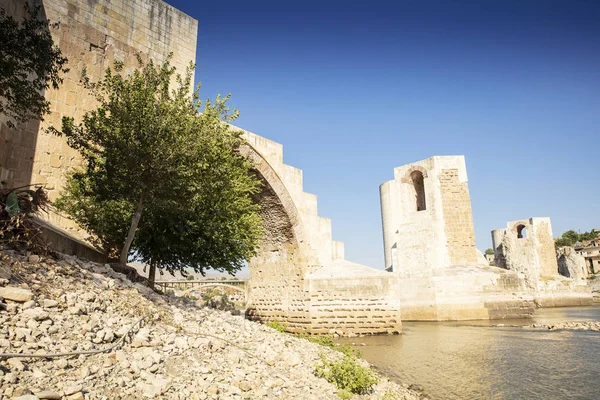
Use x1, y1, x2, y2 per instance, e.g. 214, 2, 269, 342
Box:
339, 306, 600, 400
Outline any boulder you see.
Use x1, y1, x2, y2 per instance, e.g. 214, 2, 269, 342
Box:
0, 264, 11, 280
0, 286, 33, 302
35, 391, 61, 400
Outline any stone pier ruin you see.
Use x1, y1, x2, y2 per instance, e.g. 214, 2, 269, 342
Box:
240, 132, 401, 334
492, 218, 592, 307
0, 0, 401, 335
380, 156, 535, 320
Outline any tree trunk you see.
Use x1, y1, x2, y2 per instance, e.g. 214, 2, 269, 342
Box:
119, 194, 144, 265
148, 259, 156, 290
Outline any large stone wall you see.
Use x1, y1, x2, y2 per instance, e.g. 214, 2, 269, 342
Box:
305, 260, 401, 335
0, 0, 198, 240
439, 168, 479, 265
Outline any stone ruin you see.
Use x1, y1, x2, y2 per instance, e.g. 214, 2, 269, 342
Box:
492, 218, 559, 289
557, 247, 588, 281
492, 218, 592, 307
239, 132, 401, 335
380, 156, 535, 320
380, 156, 594, 320
0, 0, 401, 335
1, 0, 594, 333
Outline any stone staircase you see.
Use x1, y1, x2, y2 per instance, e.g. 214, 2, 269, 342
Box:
242, 130, 345, 264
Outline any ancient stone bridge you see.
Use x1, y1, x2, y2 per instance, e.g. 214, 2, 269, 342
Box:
238, 130, 401, 334
0, 0, 403, 336
150, 130, 404, 335
3, 0, 592, 336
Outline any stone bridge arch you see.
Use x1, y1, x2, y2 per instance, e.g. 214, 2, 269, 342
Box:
238, 131, 402, 335
239, 140, 319, 331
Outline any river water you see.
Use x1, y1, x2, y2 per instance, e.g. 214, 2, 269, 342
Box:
339, 306, 600, 400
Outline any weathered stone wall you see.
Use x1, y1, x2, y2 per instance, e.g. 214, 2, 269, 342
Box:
1, 0, 198, 239
557, 246, 588, 280
305, 260, 401, 334
491, 217, 559, 288
439, 169, 478, 265
241, 138, 402, 334
380, 156, 479, 275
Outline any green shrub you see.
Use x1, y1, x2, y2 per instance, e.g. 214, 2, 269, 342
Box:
337, 389, 353, 399
267, 320, 287, 333
307, 335, 361, 358
201, 289, 235, 311
314, 353, 379, 395
382, 390, 401, 400
0, 185, 49, 251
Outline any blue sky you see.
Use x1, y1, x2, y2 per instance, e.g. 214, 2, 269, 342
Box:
165, 0, 599, 270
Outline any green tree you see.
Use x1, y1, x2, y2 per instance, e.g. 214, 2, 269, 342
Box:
555, 229, 600, 248
0, 4, 68, 128
485, 248, 494, 255
554, 237, 572, 248
579, 229, 599, 241
561, 230, 579, 245
51, 56, 262, 288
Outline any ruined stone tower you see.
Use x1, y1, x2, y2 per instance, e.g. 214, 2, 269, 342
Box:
380, 156, 536, 321
380, 155, 480, 275
491, 217, 559, 288
491, 217, 592, 306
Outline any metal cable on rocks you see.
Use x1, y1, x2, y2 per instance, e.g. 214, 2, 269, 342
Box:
0, 317, 146, 359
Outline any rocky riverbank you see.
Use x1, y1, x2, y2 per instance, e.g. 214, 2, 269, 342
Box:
527, 321, 600, 331
0, 251, 421, 400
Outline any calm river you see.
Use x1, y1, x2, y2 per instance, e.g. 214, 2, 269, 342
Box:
340, 306, 600, 400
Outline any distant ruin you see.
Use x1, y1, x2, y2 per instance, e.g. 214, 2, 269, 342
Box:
492, 217, 559, 288
492, 217, 592, 307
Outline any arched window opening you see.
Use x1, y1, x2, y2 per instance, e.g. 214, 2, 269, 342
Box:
517, 224, 527, 239
410, 171, 426, 211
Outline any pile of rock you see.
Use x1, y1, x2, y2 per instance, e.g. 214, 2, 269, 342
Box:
0, 251, 420, 399
528, 322, 600, 331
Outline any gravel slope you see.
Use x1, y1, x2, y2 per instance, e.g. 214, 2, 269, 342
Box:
0, 251, 421, 400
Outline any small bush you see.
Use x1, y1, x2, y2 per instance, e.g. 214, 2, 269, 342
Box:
314, 353, 379, 395
267, 320, 287, 333
307, 335, 361, 358
308, 334, 335, 347
0, 185, 49, 251
202, 289, 235, 311
382, 390, 401, 400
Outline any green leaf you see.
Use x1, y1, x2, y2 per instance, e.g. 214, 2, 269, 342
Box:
5, 191, 20, 216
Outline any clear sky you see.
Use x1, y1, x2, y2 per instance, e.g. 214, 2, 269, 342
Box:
165, 0, 599, 270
